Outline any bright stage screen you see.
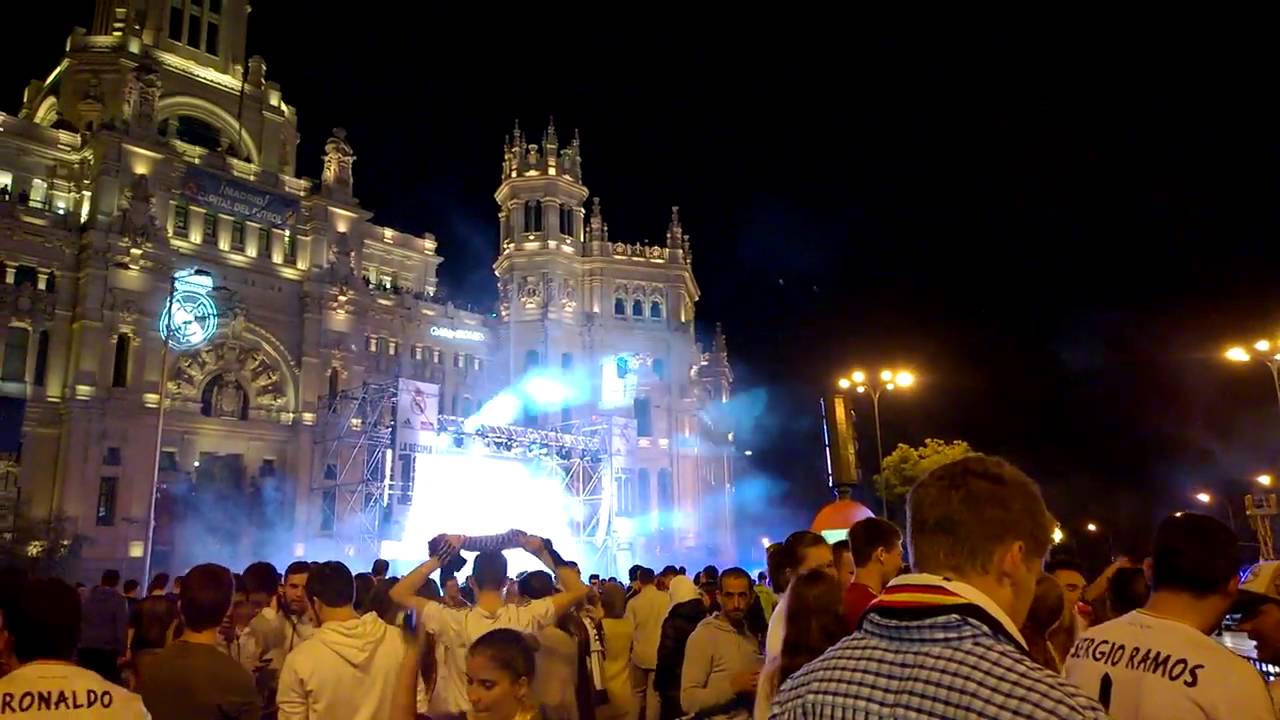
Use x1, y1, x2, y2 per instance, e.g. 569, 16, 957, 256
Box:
391, 452, 582, 577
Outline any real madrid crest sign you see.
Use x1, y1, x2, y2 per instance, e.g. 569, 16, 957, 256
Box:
159, 269, 219, 351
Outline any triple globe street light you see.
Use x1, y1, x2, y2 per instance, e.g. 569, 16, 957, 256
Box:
1224, 340, 1280, 415
836, 368, 916, 518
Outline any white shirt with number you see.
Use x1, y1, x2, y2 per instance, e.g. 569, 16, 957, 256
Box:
1064, 610, 1274, 719
418, 597, 559, 715
0, 662, 150, 718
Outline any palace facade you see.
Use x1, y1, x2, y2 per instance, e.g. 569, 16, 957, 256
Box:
0, 0, 735, 579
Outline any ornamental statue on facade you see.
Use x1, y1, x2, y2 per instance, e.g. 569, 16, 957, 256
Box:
122, 63, 161, 138
321, 128, 356, 199
118, 173, 161, 249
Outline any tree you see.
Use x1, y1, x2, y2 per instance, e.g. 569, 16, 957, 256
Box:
874, 439, 976, 503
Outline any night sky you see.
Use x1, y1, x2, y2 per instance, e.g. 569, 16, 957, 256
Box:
8, 7, 1280, 561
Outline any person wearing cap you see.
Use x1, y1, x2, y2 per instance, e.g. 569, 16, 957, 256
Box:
1064, 513, 1273, 719
1235, 560, 1280, 711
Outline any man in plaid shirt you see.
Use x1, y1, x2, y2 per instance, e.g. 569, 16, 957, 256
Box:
770, 455, 1108, 720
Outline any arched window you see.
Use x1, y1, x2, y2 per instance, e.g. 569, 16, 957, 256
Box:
525, 200, 543, 232
327, 367, 340, 407
524, 349, 540, 371
614, 297, 626, 316
561, 352, 573, 370
2, 327, 29, 382
634, 397, 652, 437
657, 468, 673, 515
461, 396, 473, 416
33, 331, 49, 387
112, 333, 131, 388
650, 300, 663, 320
631, 299, 644, 317
653, 358, 666, 381
637, 468, 651, 514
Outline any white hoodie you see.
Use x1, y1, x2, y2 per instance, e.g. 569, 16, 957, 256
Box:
276, 612, 408, 720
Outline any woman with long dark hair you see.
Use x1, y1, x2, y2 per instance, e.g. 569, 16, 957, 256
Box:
753, 570, 848, 720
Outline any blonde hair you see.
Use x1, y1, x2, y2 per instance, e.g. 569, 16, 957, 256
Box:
907, 455, 1052, 576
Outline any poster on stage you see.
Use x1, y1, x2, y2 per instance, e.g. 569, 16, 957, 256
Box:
394, 379, 440, 499
396, 379, 440, 453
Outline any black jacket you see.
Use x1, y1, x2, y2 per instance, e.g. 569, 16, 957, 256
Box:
654, 598, 709, 720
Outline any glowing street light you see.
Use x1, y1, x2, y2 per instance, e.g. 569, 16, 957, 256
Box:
743, 450, 753, 456
1052, 526, 1065, 544
760, 537, 770, 548
1223, 340, 1280, 417
1195, 492, 1212, 504
1086, 522, 1098, 532
1259, 474, 1274, 487
836, 365, 919, 518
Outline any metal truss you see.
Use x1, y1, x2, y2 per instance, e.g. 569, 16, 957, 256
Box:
312, 380, 398, 555
313, 383, 616, 567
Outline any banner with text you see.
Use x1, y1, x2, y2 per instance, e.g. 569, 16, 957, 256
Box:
394, 379, 440, 501
180, 166, 300, 227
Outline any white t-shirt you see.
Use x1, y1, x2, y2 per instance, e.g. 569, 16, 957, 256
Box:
419, 598, 559, 715
0, 661, 150, 718
763, 591, 789, 662
1064, 610, 1274, 719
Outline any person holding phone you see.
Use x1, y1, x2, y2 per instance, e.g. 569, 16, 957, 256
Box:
390, 531, 591, 717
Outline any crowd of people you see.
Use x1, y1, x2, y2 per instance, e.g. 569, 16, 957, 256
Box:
4, 453, 1280, 718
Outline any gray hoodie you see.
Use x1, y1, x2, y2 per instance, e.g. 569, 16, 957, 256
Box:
276, 612, 408, 720
680, 613, 763, 720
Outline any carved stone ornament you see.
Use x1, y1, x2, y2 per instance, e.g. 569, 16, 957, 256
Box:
169, 340, 289, 416
518, 276, 542, 309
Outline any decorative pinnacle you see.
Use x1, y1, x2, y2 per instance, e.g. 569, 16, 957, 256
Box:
546, 116, 557, 145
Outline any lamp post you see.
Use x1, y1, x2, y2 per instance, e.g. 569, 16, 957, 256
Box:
1224, 341, 1280, 418
836, 368, 915, 518
142, 268, 219, 584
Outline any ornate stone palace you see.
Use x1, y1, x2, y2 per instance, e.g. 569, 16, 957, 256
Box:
0, 0, 735, 579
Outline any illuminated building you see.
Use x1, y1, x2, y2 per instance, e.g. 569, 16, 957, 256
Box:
0, 1, 734, 578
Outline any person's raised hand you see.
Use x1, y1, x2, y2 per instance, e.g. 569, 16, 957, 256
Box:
520, 534, 546, 555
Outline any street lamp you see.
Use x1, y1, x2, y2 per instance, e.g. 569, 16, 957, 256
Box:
1194, 491, 1236, 530
1258, 474, 1274, 487
1086, 522, 1098, 533
1224, 341, 1280, 417
1052, 526, 1065, 544
837, 366, 916, 518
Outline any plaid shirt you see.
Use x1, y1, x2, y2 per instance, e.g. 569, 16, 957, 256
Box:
770, 575, 1108, 720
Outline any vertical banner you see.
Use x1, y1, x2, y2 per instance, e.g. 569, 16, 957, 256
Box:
394, 379, 440, 501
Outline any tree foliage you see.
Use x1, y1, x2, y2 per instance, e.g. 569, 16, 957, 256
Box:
874, 438, 976, 502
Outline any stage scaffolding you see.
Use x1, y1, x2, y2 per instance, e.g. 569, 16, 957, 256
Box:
312, 381, 616, 574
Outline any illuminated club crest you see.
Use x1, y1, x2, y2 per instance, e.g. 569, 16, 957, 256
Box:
159, 269, 219, 350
